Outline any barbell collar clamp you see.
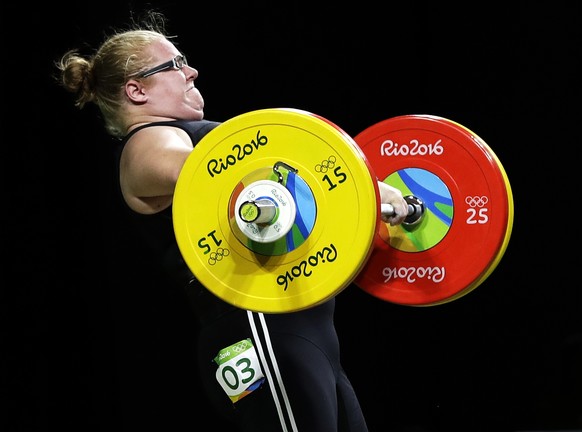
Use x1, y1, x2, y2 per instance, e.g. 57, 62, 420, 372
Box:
233, 179, 297, 244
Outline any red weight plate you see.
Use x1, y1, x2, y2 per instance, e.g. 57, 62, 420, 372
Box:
354, 115, 513, 306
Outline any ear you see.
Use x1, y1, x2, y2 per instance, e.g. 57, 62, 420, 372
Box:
125, 79, 148, 103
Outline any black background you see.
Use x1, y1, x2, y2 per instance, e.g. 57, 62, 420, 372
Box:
5, 2, 580, 431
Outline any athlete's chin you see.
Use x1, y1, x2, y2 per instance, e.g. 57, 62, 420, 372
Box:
190, 107, 205, 120
186, 99, 204, 116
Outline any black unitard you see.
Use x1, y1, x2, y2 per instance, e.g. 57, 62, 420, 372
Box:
114, 120, 369, 432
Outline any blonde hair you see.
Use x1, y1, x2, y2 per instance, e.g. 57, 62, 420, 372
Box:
56, 11, 175, 137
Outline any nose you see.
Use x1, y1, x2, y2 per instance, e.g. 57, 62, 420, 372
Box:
184, 65, 198, 79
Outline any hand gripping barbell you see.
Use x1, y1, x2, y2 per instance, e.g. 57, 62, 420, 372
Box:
173, 109, 514, 313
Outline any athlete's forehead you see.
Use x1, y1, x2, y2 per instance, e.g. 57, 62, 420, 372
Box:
144, 38, 182, 61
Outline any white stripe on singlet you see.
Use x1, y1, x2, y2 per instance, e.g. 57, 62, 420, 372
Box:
247, 310, 298, 432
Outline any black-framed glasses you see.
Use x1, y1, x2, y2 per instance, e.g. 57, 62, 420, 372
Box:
138, 54, 188, 78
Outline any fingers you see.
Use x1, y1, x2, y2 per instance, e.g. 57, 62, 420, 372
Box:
381, 202, 407, 226
377, 181, 408, 226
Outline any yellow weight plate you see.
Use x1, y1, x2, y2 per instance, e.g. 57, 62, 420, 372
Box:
173, 108, 380, 313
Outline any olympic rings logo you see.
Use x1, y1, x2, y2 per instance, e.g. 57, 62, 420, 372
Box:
315, 155, 337, 173
208, 247, 231, 265
232, 339, 251, 354
465, 196, 488, 208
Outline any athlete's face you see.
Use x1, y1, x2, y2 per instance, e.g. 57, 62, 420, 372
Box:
136, 39, 205, 121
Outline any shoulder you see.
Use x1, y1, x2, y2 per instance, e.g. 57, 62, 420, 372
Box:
172, 120, 222, 143
126, 124, 193, 152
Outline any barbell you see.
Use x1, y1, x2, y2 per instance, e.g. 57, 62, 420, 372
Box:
173, 108, 514, 313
